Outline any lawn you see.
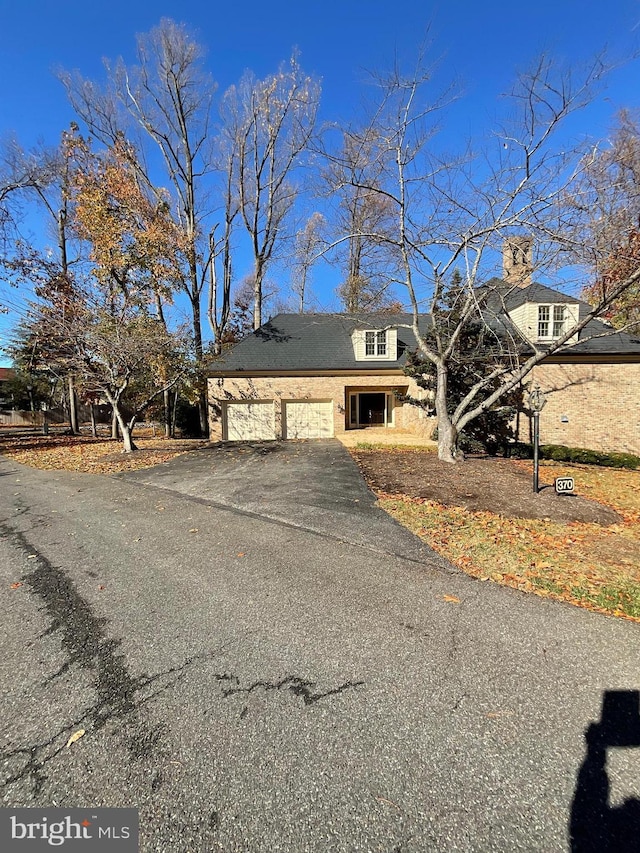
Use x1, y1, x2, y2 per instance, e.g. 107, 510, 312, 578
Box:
351, 446, 640, 622
0, 432, 203, 475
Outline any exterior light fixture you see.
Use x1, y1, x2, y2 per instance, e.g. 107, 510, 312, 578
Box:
528, 385, 547, 494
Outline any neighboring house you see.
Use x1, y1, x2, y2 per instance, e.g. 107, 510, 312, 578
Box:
207, 243, 640, 454
0, 367, 16, 408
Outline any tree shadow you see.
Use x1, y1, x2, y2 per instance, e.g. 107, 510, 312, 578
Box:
570, 690, 640, 852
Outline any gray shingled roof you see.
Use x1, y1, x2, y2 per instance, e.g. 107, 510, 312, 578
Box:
208, 313, 427, 372
209, 288, 640, 374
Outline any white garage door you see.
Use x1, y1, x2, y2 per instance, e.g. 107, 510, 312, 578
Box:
225, 401, 276, 441
284, 400, 334, 439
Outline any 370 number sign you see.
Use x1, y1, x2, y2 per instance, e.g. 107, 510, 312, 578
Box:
555, 477, 575, 495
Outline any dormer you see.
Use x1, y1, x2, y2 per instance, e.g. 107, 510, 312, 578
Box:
351, 327, 398, 361
508, 300, 580, 345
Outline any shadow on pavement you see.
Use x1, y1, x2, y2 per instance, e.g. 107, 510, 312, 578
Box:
570, 690, 640, 851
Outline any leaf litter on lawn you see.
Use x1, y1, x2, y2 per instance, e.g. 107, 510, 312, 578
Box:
352, 449, 640, 621
0, 434, 204, 475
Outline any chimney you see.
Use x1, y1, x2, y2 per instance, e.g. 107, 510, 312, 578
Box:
503, 237, 533, 288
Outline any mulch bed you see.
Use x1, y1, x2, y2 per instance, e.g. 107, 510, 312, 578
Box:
351, 450, 620, 525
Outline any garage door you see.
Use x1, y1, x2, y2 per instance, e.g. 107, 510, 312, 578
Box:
225, 401, 276, 441
284, 400, 334, 439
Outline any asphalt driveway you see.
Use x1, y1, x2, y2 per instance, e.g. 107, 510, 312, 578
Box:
120, 439, 445, 564
2, 443, 640, 851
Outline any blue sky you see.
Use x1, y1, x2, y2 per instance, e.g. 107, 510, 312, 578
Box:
2, 0, 640, 363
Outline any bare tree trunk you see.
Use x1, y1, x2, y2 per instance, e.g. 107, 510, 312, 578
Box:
172, 389, 178, 437
90, 403, 98, 438
164, 388, 172, 438
119, 422, 137, 453
435, 365, 461, 463
253, 266, 263, 330
68, 374, 79, 435
109, 405, 137, 453
111, 408, 119, 440
190, 290, 209, 438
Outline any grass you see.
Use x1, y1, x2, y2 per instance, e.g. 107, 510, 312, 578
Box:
354, 441, 437, 452
377, 459, 640, 621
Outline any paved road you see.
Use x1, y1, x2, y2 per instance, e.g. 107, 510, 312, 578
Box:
1, 441, 640, 852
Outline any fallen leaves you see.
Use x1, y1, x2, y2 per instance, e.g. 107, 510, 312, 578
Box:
443, 594, 460, 604
10, 582, 22, 589
377, 475, 640, 622
65, 729, 86, 748
0, 434, 202, 475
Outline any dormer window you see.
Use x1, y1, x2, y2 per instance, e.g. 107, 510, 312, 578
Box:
365, 330, 387, 357
538, 305, 567, 339
352, 327, 397, 361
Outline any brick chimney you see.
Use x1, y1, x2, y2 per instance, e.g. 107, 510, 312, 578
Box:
503, 237, 533, 287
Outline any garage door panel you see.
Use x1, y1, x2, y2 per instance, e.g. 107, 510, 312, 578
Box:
225, 401, 275, 441
284, 400, 334, 439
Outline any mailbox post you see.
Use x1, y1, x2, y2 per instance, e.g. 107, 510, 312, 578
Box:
529, 386, 547, 494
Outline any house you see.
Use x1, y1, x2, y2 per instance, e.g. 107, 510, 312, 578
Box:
498, 282, 640, 455
207, 313, 433, 442
207, 243, 640, 454
0, 367, 16, 408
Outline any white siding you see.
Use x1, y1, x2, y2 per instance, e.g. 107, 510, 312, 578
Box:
508, 302, 580, 344
351, 328, 398, 361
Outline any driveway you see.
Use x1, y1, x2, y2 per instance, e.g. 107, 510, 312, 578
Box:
120, 439, 447, 564
2, 444, 640, 851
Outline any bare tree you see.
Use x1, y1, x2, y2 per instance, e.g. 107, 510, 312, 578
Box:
61, 18, 216, 435
15, 288, 186, 452
207, 134, 240, 355
325, 128, 398, 311
0, 130, 84, 431
292, 212, 325, 312
221, 54, 320, 329
330, 54, 640, 462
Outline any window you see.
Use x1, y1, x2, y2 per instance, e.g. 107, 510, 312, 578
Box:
537, 306, 550, 338
538, 304, 567, 339
364, 330, 387, 357
552, 305, 566, 337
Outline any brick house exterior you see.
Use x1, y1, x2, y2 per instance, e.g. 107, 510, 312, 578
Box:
208, 315, 436, 442
207, 286, 640, 453
524, 359, 640, 454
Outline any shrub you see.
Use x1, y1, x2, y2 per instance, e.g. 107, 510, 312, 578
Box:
538, 444, 640, 470
507, 442, 639, 469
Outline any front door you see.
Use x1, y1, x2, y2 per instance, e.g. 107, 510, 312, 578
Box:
357, 392, 387, 427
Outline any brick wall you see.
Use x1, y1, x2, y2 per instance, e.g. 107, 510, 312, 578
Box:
209, 361, 640, 454
207, 374, 436, 440
521, 362, 640, 454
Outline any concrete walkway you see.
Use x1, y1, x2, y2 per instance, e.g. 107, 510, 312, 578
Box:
336, 427, 438, 448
